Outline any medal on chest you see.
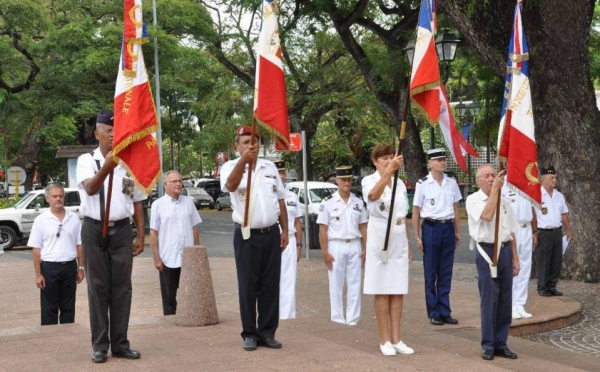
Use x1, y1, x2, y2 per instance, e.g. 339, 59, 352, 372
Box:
379, 202, 385, 211
431, 198, 435, 206
541, 206, 548, 215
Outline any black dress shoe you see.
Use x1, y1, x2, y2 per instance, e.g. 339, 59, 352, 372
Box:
441, 315, 458, 325
430, 317, 444, 325
494, 348, 518, 359
258, 338, 282, 349
549, 288, 564, 296
112, 348, 141, 359
481, 349, 494, 361
91, 351, 107, 363
243, 337, 257, 351
537, 289, 552, 297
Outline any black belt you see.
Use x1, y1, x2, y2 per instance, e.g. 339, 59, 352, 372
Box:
43, 259, 76, 265
235, 223, 279, 234
478, 242, 509, 248
539, 227, 562, 232
423, 218, 454, 226
84, 217, 130, 228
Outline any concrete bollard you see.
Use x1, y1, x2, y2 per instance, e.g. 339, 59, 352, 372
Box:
175, 246, 219, 326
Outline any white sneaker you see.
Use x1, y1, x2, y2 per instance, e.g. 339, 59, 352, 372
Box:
380, 342, 397, 356
517, 306, 533, 318
512, 307, 522, 319
392, 341, 414, 355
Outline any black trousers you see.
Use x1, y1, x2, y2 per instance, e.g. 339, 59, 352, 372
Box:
233, 226, 281, 341
537, 228, 563, 291
82, 219, 133, 353
40, 259, 77, 325
159, 266, 181, 315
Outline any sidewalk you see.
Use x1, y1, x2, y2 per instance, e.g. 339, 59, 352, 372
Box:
0, 255, 597, 371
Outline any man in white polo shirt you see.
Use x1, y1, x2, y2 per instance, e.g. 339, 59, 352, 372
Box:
30, 184, 84, 325
150, 170, 202, 315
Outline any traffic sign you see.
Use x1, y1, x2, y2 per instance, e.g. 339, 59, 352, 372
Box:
289, 133, 302, 152
6, 166, 26, 186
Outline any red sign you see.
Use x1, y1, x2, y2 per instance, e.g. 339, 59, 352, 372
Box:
276, 133, 301, 152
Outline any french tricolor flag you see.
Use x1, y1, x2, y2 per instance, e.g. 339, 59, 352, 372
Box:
254, 0, 290, 150
112, 0, 161, 195
497, 1, 541, 206
409, 0, 441, 123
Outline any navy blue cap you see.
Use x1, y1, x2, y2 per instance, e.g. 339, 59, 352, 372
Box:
96, 110, 114, 126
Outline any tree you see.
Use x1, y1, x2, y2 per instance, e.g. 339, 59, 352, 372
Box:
440, 0, 600, 282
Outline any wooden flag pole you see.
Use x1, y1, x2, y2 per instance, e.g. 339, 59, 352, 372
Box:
102, 171, 114, 238
491, 162, 505, 268
383, 83, 412, 252
243, 118, 258, 228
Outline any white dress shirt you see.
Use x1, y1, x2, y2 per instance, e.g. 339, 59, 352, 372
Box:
361, 171, 409, 220
76, 148, 146, 221
466, 190, 517, 244
317, 191, 368, 240
150, 194, 202, 268
284, 190, 303, 234
535, 187, 569, 229
220, 157, 285, 228
28, 210, 81, 262
413, 172, 461, 219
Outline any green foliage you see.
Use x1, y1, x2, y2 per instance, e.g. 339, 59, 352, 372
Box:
0, 197, 17, 209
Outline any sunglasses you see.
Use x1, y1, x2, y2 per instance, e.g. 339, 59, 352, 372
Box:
56, 224, 63, 238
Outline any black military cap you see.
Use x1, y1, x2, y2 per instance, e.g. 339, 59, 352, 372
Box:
540, 166, 556, 175
335, 166, 353, 179
96, 110, 114, 126
274, 159, 285, 170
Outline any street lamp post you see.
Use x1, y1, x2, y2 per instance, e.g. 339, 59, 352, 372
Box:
405, 29, 460, 150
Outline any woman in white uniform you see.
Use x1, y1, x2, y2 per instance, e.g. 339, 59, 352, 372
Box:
362, 143, 414, 356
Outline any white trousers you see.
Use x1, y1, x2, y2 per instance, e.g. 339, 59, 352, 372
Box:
512, 224, 533, 307
327, 240, 362, 325
280, 235, 298, 319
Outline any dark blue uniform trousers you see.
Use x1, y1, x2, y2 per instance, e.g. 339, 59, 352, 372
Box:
476, 242, 513, 351
233, 226, 281, 341
82, 220, 134, 353
422, 222, 456, 318
40, 259, 77, 325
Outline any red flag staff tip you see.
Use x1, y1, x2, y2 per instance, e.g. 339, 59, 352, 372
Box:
243, 119, 258, 228
102, 171, 114, 238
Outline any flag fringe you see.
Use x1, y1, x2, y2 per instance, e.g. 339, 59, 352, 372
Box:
410, 81, 440, 97
507, 182, 540, 209
116, 158, 162, 196
409, 98, 439, 126
255, 116, 290, 149
124, 37, 148, 45
112, 123, 159, 158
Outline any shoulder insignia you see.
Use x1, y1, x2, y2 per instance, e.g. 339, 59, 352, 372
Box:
323, 195, 332, 201
444, 171, 456, 179
418, 176, 427, 184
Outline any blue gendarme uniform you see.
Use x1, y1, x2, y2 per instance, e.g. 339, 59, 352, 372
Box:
413, 172, 462, 320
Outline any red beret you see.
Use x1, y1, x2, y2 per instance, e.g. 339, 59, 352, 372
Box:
236, 126, 260, 138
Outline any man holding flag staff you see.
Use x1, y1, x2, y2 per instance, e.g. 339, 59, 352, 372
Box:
221, 126, 288, 351
77, 110, 146, 363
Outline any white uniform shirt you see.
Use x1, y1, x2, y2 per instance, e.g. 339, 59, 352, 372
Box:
413, 172, 461, 219
220, 157, 285, 228
150, 194, 202, 268
361, 171, 408, 220
284, 190, 303, 235
502, 184, 533, 224
76, 148, 146, 220
535, 187, 568, 229
466, 190, 517, 244
28, 210, 81, 262
316, 191, 368, 240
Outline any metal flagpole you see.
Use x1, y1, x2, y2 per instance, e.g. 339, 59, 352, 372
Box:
152, 0, 164, 198
302, 131, 309, 260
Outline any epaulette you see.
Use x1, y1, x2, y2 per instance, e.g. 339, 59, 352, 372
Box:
444, 171, 456, 179
417, 175, 428, 184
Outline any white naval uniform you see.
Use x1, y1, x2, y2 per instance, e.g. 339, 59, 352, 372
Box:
280, 190, 303, 319
362, 171, 410, 295
502, 185, 533, 308
316, 191, 368, 325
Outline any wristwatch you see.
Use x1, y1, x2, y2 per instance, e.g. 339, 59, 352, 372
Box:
78, 266, 85, 271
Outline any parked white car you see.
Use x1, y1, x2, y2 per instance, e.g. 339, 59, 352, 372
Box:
285, 181, 338, 215
0, 188, 82, 250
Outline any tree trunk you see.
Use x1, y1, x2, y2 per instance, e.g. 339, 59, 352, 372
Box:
441, 0, 600, 282
12, 120, 44, 190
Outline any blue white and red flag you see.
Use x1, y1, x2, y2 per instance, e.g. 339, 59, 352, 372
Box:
409, 0, 441, 123
438, 86, 478, 171
497, 1, 541, 205
254, 0, 290, 150
113, 0, 161, 195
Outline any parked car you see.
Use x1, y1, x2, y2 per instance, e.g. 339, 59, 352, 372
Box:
285, 181, 338, 215
215, 192, 232, 211
182, 187, 214, 210
197, 179, 222, 202
0, 188, 82, 250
